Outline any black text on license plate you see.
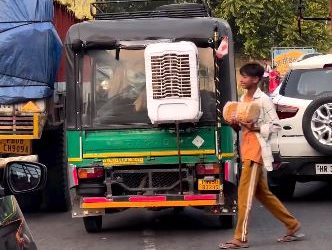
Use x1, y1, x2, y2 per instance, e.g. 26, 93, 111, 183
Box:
0, 139, 32, 155
198, 179, 221, 190
315, 164, 332, 175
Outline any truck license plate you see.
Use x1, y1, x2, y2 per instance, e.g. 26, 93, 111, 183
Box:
0, 139, 32, 155
198, 179, 221, 190
315, 164, 332, 175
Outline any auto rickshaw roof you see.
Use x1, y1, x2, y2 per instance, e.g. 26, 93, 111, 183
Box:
65, 17, 232, 51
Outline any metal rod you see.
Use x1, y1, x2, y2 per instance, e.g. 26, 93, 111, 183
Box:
213, 30, 222, 160
176, 121, 183, 195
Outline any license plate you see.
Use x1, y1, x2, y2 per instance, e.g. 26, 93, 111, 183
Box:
103, 158, 144, 166
315, 164, 332, 175
198, 179, 221, 190
0, 139, 32, 155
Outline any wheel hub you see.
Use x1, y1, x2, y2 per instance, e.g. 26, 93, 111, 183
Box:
311, 103, 332, 146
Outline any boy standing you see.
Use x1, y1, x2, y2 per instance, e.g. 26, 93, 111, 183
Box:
219, 63, 302, 249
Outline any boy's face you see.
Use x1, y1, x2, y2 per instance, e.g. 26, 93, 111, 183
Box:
239, 74, 259, 89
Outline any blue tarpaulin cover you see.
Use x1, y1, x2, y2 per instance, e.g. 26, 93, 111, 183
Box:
0, 0, 62, 104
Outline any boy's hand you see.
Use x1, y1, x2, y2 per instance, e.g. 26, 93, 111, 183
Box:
229, 115, 238, 125
240, 120, 260, 132
227, 116, 240, 132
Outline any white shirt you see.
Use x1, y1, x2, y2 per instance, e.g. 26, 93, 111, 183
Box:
240, 88, 281, 171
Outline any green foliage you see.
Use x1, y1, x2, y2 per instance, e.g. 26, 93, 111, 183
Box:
214, 0, 332, 58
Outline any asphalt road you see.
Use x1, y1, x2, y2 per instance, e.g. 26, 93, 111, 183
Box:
26, 181, 332, 250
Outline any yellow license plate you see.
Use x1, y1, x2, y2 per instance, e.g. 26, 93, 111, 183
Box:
103, 158, 144, 166
0, 139, 32, 155
198, 179, 221, 191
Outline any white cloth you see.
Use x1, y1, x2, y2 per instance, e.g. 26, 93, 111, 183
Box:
263, 64, 271, 78
240, 88, 281, 171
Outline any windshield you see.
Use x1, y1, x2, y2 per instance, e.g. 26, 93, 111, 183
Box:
81, 48, 216, 127
281, 68, 332, 100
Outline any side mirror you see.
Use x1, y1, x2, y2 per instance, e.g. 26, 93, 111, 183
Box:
3, 161, 47, 195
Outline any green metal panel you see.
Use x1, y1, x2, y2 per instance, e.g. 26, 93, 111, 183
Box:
67, 126, 237, 166
82, 127, 215, 155
220, 125, 235, 153
66, 131, 81, 160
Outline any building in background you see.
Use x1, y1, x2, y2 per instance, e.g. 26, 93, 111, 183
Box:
53, 1, 83, 84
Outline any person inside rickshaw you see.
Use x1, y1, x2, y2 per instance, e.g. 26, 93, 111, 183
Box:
93, 50, 148, 125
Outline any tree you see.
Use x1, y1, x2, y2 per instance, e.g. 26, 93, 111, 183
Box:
214, 0, 332, 58
56, 0, 93, 19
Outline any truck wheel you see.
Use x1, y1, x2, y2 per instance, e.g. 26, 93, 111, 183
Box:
218, 215, 234, 229
83, 216, 103, 233
302, 94, 332, 155
268, 179, 296, 201
36, 125, 70, 212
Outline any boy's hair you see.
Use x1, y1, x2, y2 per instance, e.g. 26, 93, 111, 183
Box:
239, 63, 264, 80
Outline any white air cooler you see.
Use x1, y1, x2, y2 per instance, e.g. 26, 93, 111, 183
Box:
144, 41, 202, 124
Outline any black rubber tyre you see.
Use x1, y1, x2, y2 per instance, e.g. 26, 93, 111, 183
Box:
35, 125, 70, 212
302, 94, 332, 155
15, 192, 42, 212
83, 216, 103, 233
218, 215, 235, 229
268, 179, 296, 201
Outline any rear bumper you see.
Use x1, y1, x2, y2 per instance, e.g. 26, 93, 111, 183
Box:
82, 194, 218, 209
270, 153, 332, 181
70, 193, 238, 218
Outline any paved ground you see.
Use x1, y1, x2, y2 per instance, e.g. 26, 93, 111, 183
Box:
26, 181, 332, 250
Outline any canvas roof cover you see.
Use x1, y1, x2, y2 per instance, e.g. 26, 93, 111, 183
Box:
0, 0, 62, 104
65, 18, 231, 50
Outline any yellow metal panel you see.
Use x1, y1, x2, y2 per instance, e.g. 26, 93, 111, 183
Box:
221, 153, 235, 158
0, 135, 35, 139
82, 200, 217, 209
68, 157, 83, 162
33, 113, 39, 138
21, 101, 41, 113
83, 149, 216, 158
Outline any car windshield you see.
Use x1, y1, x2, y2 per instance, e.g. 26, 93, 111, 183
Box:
281, 68, 332, 100
81, 48, 216, 127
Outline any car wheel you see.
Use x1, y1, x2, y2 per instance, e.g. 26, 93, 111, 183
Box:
268, 178, 296, 200
83, 216, 103, 233
302, 94, 332, 155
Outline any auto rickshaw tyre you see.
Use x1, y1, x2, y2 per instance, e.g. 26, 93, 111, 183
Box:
218, 215, 234, 229
83, 216, 103, 233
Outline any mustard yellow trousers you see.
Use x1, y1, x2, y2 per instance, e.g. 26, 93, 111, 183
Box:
234, 160, 299, 242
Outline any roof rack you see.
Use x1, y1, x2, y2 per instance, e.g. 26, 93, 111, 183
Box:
90, 0, 211, 20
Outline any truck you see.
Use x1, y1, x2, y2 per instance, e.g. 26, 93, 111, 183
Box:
65, 0, 239, 232
0, 0, 69, 211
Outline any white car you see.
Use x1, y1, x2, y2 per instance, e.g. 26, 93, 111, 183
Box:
269, 54, 332, 199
